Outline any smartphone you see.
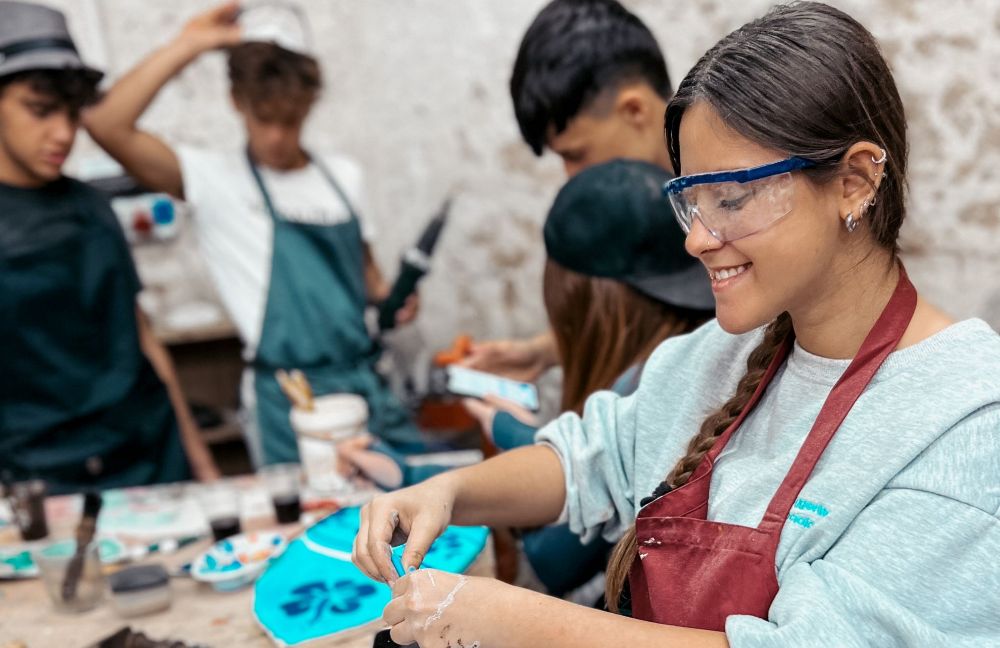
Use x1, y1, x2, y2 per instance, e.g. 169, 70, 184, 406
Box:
446, 366, 540, 412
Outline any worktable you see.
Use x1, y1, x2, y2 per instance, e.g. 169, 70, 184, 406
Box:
0, 477, 492, 648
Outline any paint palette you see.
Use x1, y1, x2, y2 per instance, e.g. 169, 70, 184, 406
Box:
191, 531, 287, 592
0, 537, 127, 579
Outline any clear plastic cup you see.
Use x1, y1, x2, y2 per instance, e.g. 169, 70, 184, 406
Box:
35, 540, 104, 613
194, 483, 242, 542
260, 463, 302, 524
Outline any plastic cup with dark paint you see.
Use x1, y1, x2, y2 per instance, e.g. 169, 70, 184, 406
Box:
9, 479, 49, 541
195, 483, 242, 542
260, 463, 302, 525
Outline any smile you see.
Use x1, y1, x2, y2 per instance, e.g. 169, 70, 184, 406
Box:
708, 263, 751, 282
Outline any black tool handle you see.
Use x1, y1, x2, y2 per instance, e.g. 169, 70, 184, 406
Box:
373, 628, 414, 648
377, 260, 425, 332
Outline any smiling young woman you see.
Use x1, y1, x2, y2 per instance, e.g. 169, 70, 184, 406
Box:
351, 3, 1000, 647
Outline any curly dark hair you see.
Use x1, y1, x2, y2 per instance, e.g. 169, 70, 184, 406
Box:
0, 68, 103, 117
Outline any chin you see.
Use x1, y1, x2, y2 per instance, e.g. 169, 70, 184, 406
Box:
32, 164, 62, 183
715, 308, 772, 336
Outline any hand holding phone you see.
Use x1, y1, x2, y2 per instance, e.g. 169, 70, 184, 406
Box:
445, 366, 540, 411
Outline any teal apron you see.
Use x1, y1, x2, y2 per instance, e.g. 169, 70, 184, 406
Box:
246, 152, 423, 465
0, 178, 189, 494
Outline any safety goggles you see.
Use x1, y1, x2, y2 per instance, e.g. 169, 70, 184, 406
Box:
663, 157, 816, 242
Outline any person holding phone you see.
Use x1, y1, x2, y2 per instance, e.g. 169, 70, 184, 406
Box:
463, 0, 680, 384
352, 4, 1000, 647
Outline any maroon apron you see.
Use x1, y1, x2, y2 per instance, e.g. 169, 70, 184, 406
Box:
628, 266, 917, 630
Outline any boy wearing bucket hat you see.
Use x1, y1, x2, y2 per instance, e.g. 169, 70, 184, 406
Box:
464, 0, 694, 382
84, 2, 426, 468
0, 1, 219, 493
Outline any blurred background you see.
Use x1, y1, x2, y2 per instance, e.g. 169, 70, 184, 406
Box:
52, 0, 1000, 347
35, 1, 999, 472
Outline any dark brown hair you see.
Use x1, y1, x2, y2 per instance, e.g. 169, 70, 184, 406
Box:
227, 42, 321, 111
606, 1, 909, 611
543, 260, 709, 414
0, 69, 102, 117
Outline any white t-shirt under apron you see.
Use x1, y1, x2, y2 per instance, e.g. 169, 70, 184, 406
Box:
176, 146, 375, 359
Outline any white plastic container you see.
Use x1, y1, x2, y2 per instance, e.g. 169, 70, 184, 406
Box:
290, 394, 368, 494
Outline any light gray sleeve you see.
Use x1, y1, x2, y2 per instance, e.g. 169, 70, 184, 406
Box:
726, 409, 1000, 647
535, 387, 640, 544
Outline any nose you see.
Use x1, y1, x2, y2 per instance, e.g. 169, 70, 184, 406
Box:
50, 112, 76, 147
684, 215, 724, 258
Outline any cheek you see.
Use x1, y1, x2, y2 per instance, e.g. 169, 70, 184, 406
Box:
714, 222, 825, 334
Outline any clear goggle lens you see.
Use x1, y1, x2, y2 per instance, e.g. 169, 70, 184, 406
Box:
667, 172, 798, 242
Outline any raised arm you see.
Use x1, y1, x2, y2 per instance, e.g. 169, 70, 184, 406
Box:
83, 2, 241, 198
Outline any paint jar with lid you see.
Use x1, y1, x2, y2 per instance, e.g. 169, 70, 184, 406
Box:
108, 564, 172, 617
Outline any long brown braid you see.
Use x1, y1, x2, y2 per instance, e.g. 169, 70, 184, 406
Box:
605, 313, 792, 611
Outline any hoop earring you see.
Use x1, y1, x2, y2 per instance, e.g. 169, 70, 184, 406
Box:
845, 212, 859, 233
872, 149, 887, 165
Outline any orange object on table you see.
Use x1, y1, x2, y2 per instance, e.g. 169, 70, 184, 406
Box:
433, 334, 473, 366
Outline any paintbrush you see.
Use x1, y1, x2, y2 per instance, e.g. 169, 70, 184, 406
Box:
275, 370, 312, 410
62, 490, 102, 601
290, 369, 314, 409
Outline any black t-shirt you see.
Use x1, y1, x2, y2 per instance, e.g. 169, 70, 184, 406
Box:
0, 177, 187, 492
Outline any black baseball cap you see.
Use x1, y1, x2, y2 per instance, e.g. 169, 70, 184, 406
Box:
544, 158, 715, 311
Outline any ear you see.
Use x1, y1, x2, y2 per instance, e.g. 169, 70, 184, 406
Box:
613, 84, 653, 131
837, 141, 887, 227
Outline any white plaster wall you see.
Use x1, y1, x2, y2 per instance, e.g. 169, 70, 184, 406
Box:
51, 0, 1000, 351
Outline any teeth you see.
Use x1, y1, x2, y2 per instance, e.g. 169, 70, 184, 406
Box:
711, 264, 750, 281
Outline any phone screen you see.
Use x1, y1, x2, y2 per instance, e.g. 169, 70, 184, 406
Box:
446, 366, 540, 411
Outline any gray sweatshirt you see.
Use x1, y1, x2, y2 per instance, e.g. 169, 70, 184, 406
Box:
537, 318, 1000, 647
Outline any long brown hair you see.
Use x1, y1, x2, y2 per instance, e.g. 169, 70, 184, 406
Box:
543, 260, 709, 414
605, 1, 909, 611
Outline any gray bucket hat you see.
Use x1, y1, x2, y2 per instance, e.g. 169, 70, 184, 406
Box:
0, 1, 102, 80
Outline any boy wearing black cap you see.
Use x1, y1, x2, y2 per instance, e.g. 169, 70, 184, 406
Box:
466, 0, 689, 379
0, 1, 218, 492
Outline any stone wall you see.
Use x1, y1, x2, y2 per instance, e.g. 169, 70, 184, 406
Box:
52, 0, 1000, 350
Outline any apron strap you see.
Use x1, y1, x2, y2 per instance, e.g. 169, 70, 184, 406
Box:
686, 334, 794, 483
758, 265, 917, 533
244, 148, 361, 225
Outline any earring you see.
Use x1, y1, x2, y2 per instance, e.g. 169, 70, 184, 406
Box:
845, 212, 859, 233
872, 149, 887, 165
862, 194, 877, 213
